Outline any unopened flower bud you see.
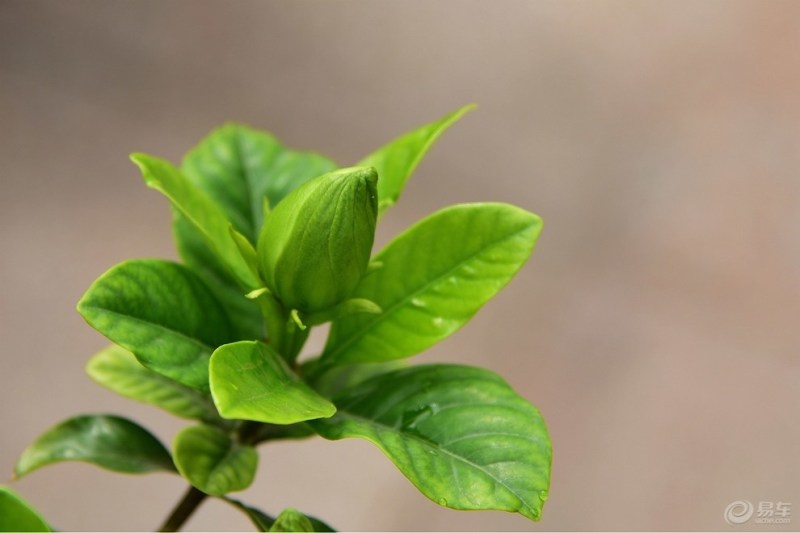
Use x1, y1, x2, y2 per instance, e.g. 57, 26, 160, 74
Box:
257, 166, 378, 313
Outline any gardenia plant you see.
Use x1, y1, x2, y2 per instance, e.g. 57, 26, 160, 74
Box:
1, 105, 552, 532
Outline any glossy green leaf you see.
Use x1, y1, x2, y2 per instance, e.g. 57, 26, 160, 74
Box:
173, 425, 257, 496
174, 214, 265, 340
15, 415, 175, 478
0, 486, 51, 532
312, 365, 551, 521
270, 508, 313, 532
322, 203, 542, 365
86, 345, 222, 424
131, 153, 260, 289
77, 259, 235, 390
358, 104, 475, 214
182, 123, 338, 243
210, 341, 336, 424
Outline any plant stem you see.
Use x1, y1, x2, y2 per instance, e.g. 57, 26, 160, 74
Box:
158, 485, 207, 532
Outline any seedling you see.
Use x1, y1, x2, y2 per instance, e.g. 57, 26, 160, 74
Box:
5, 105, 551, 531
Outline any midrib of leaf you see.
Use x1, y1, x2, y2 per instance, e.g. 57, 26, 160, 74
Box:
325, 224, 533, 361
331, 409, 536, 516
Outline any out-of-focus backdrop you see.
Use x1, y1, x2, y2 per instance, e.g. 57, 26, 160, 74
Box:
1, 1, 799, 531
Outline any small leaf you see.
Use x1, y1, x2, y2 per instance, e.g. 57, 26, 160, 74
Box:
307, 516, 336, 532
86, 345, 222, 425
173, 425, 257, 496
312, 365, 551, 522
270, 508, 313, 532
15, 415, 175, 478
225, 499, 275, 531
131, 153, 260, 290
323, 203, 542, 365
358, 104, 475, 215
210, 341, 336, 424
174, 214, 265, 340
77, 259, 236, 390
225, 499, 336, 532
182, 123, 338, 243
0, 486, 52, 532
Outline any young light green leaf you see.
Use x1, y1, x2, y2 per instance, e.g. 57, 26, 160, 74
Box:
311, 365, 551, 522
358, 104, 475, 215
322, 203, 542, 365
270, 508, 314, 532
131, 153, 260, 290
77, 259, 236, 390
86, 345, 222, 425
173, 425, 257, 496
182, 123, 338, 243
15, 415, 175, 478
0, 486, 52, 532
174, 214, 265, 340
210, 341, 336, 425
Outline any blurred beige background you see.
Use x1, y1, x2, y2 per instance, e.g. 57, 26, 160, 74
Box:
2, 1, 799, 531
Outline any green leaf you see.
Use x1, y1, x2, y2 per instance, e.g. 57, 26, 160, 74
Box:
358, 104, 475, 215
86, 345, 222, 425
210, 341, 336, 424
224, 499, 275, 531
307, 517, 336, 533
174, 214, 265, 340
322, 203, 542, 365
131, 153, 260, 290
15, 415, 175, 478
173, 425, 257, 496
312, 365, 551, 522
182, 123, 338, 243
270, 508, 313, 532
224, 499, 336, 532
78, 259, 236, 390
0, 486, 51, 532
229, 224, 261, 282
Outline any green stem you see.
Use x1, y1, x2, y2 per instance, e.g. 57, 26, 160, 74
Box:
256, 293, 288, 351
158, 485, 207, 532
237, 420, 266, 445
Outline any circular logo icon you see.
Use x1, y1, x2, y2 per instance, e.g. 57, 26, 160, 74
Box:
724, 500, 754, 525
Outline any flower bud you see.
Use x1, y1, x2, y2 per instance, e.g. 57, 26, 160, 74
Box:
257, 166, 378, 313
